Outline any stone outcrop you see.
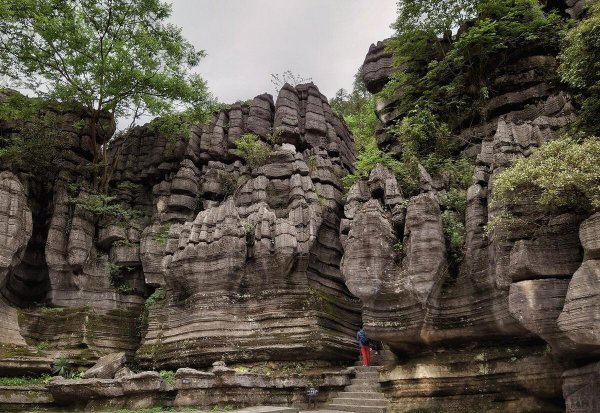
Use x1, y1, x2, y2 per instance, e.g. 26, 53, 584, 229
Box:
132, 83, 360, 369
362, 41, 394, 94
82, 352, 127, 379
0, 84, 361, 375
352, 7, 597, 410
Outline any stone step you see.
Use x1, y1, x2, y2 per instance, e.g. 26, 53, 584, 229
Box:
337, 392, 385, 400
345, 383, 382, 392
327, 404, 387, 413
331, 398, 389, 407
233, 407, 299, 413
353, 366, 381, 372
355, 371, 379, 379
351, 378, 380, 385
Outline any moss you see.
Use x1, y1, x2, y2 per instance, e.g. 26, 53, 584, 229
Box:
153, 224, 171, 245
0, 344, 37, 358
0, 375, 51, 386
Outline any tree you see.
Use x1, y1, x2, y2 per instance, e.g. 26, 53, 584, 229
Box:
0, 0, 212, 191
559, 0, 600, 135
270, 70, 312, 93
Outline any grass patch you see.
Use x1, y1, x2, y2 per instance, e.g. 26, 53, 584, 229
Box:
0, 374, 51, 386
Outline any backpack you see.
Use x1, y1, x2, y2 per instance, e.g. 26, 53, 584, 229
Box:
357, 329, 368, 345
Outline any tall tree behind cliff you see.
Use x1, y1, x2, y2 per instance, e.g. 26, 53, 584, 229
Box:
0, 0, 212, 191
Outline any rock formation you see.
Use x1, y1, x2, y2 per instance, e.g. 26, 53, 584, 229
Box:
0, 84, 361, 378
340, 3, 598, 410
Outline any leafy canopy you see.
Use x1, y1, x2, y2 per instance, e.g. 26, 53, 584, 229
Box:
384, 0, 564, 123
0, 0, 209, 121
559, 0, 600, 135
491, 136, 600, 223
0, 0, 212, 190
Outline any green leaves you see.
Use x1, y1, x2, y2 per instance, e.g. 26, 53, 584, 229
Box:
384, 0, 565, 124
0, 0, 212, 190
492, 136, 600, 230
234, 133, 271, 169
559, 1, 600, 135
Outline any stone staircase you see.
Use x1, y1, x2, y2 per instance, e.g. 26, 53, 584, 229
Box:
327, 366, 389, 413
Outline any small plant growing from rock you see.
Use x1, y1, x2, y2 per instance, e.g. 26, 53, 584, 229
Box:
153, 224, 171, 245
145, 288, 166, 308
108, 263, 134, 294
266, 126, 283, 144
159, 370, 176, 384
241, 221, 255, 235
306, 155, 317, 172
218, 170, 238, 197
35, 341, 49, 351
235, 133, 271, 169
116, 180, 139, 191
393, 242, 404, 254
210, 405, 235, 412
52, 357, 74, 378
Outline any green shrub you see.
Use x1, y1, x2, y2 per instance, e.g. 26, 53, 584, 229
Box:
145, 288, 166, 308
442, 210, 466, 273
159, 370, 176, 384
241, 222, 255, 235
235, 133, 271, 169
153, 224, 171, 245
218, 170, 238, 197
488, 136, 600, 234
108, 263, 134, 294
389, 108, 453, 158
559, 0, 600, 135
341, 140, 406, 189
384, 0, 564, 122
70, 193, 145, 221
51, 357, 74, 378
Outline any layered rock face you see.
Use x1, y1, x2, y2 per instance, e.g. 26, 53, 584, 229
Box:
127, 83, 361, 368
0, 92, 142, 372
0, 83, 360, 375
347, 9, 598, 410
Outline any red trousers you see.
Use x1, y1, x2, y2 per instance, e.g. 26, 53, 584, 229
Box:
360, 345, 371, 366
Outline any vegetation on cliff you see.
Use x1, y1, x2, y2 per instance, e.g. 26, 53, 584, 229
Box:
488, 135, 600, 234
559, 0, 600, 135
384, 0, 564, 123
0, 0, 212, 192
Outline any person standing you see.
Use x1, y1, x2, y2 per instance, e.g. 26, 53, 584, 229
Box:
356, 326, 371, 366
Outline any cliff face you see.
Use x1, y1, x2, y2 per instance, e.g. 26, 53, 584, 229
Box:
0, 83, 361, 374
345, 19, 598, 412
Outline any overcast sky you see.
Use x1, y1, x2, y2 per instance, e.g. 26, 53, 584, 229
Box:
170, 0, 398, 104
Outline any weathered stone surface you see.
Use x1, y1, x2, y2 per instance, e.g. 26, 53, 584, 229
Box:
122, 371, 165, 394
48, 377, 124, 402
0, 171, 33, 293
557, 260, 600, 350
509, 279, 581, 355
562, 361, 600, 413
361, 40, 393, 94
174, 367, 351, 409
129, 84, 360, 369
580, 212, 600, 260
0, 384, 53, 407
380, 345, 564, 413
508, 217, 583, 282
353, 25, 593, 411
82, 352, 127, 379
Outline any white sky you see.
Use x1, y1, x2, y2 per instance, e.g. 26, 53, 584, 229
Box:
170, 0, 398, 103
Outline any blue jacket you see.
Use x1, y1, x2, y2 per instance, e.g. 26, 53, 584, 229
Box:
357, 329, 368, 345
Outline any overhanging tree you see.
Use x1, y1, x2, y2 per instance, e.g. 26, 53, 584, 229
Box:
0, 0, 212, 191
